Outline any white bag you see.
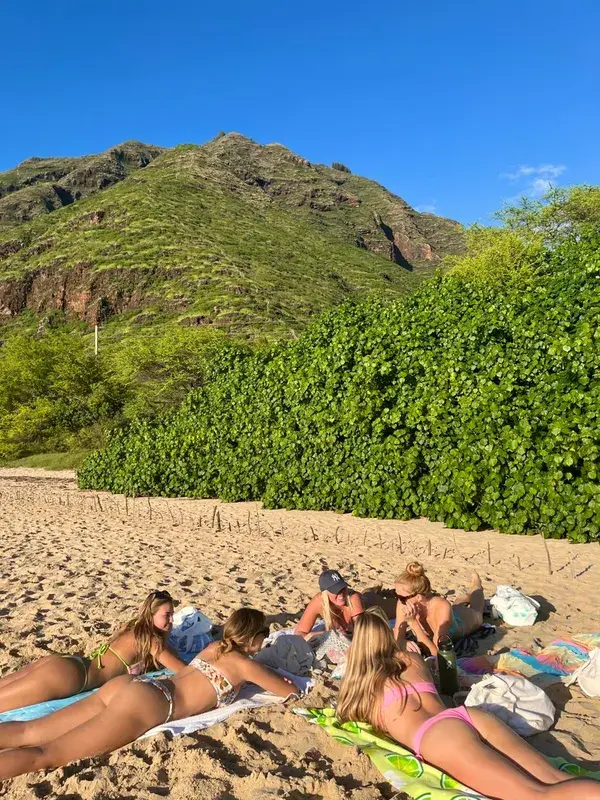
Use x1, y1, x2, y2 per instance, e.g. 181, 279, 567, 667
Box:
465, 674, 555, 736
490, 585, 540, 626
169, 605, 213, 657
565, 649, 600, 698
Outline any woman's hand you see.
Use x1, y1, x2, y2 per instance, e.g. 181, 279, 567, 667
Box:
396, 599, 418, 624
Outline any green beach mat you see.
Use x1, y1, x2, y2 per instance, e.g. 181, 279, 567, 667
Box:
295, 707, 600, 799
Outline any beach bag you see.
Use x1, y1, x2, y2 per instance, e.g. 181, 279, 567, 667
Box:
565, 648, 600, 698
254, 634, 314, 676
490, 586, 540, 627
169, 606, 213, 659
465, 673, 555, 735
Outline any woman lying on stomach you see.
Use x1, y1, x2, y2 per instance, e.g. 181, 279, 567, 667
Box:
0, 608, 298, 779
0, 590, 186, 713
394, 562, 485, 655
338, 610, 600, 800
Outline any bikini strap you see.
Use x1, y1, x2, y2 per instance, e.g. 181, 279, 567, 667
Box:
89, 642, 132, 671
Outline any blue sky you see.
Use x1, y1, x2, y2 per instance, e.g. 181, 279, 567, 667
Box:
2, 0, 598, 224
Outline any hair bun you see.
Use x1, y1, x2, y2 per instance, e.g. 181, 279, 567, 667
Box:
406, 562, 425, 578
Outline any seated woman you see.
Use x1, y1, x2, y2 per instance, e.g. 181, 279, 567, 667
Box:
0, 608, 298, 779
295, 570, 365, 639
338, 610, 600, 800
393, 562, 484, 655
0, 590, 186, 713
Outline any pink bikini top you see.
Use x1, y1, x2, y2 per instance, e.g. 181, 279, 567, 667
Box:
381, 681, 437, 710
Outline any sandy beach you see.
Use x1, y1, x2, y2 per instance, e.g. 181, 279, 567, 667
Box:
0, 467, 599, 799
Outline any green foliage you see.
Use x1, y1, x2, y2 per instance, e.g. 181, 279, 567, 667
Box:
79, 232, 600, 542
0, 331, 120, 459
447, 226, 545, 285
497, 185, 600, 244
332, 162, 352, 173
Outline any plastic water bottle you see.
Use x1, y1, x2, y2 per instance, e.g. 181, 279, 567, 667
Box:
437, 636, 459, 697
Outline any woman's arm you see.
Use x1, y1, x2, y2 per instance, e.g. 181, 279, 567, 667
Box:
295, 594, 322, 637
428, 598, 453, 647
240, 659, 300, 697
154, 645, 187, 673
392, 599, 410, 644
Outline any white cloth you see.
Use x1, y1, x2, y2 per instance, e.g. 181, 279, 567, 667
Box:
140, 671, 314, 739
465, 673, 555, 736
565, 648, 600, 698
490, 586, 540, 627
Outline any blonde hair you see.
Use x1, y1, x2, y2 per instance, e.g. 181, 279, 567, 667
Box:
216, 608, 269, 659
113, 590, 173, 672
395, 561, 432, 596
337, 608, 412, 729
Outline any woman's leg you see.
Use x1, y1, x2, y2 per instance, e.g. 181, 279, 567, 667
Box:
468, 708, 571, 785
0, 655, 87, 713
0, 679, 169, 780
419, 718, 600, 800
452, 573, 484, 635
0, 660, 41, 688
0, 676, 134, 750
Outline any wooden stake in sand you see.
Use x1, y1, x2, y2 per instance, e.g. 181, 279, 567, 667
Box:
335, 526, 340, 544
211, 506, 217, 528
147, 497, 152, 520
487, 541, 492, 566
216, 511, 222, 532
310, 526, 317, 541
427, 538, 432, 556
397, 533, 403, 554
540, 534, 553, 575
125, 496, 129, 516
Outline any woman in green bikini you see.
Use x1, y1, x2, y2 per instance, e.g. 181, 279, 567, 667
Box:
393, 562, 484, 655
0, 590, 185, 713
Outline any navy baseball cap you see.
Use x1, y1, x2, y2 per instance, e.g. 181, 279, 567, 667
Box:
319, 569, 348, 594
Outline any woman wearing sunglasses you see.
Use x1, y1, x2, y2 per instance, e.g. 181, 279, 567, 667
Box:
0, 590, 186, 713
0, 608, 300, 779
393, 563, 484, 655
295, 570, 365, 638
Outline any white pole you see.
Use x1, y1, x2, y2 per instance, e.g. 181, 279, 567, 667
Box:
94, 324, 98, 356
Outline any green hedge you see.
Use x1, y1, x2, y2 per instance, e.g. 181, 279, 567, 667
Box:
78, 235, 600, 542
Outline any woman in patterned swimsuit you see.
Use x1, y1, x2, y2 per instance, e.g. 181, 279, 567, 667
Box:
0, 608, 298, 779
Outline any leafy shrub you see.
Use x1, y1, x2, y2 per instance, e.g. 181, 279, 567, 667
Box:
79, 232, 600, 542
332, 162, 351, 173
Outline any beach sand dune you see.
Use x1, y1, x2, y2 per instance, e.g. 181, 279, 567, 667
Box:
0, 468, 599, 799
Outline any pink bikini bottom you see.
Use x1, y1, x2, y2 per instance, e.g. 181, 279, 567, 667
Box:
412, 705, 476, 758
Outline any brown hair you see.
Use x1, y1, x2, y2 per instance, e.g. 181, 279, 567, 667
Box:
337, 608, 412, 729
395, 561, 432, 596
216, 608, 269, 659
112, 590, 174, 672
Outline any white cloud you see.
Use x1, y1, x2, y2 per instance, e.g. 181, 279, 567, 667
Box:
416, 203, 437, 213
499, 163, 567, 201
500, 163, 566, 182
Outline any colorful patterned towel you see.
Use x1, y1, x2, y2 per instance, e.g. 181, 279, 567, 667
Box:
459, 634, 600, 688
296, 707, 600, 799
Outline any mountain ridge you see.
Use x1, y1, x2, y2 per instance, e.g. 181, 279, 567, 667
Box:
0, 133, 465, 338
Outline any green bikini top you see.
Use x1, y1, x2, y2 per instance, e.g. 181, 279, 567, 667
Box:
89, 643, 138, 674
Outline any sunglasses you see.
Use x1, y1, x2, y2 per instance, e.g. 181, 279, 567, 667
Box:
396, 592, 418, 604
151, 590, 173, 601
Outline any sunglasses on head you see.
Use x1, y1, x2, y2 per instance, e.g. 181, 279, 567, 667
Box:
396, 591, 418, 604
151, 590, 173, 601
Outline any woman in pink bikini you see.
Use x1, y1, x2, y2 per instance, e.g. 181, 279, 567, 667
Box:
0, 608, 299, 779
0, 590, 185, 713
338, 611, 600, 800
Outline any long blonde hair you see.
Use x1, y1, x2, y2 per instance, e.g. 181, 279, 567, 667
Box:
215, 608, 269, 659
337, 608, 411, 728
112, 590, 173, 672
395, 561, 432, 596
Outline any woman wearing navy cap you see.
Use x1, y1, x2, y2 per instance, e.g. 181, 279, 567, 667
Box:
295, 570, 365, 639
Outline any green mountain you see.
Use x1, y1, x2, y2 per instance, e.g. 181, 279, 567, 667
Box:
0, 134, 464, 339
